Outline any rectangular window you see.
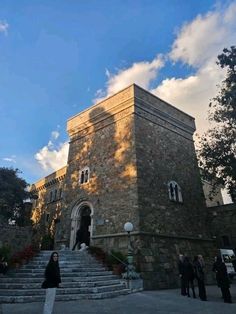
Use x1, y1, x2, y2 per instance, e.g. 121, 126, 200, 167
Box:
46, 213, 50, 222
54, 189, 57, 201
50, 191, 53, 202
222, 235, 230, 247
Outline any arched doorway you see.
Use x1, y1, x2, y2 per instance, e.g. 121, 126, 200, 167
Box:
70, 201, 93, 250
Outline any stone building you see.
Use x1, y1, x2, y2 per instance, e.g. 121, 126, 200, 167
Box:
207, 203, 236, 251
31, 84, 218, 289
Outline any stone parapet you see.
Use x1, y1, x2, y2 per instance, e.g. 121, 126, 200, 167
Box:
0, 224, 33, 255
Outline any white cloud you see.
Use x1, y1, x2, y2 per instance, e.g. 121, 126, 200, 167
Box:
2, 155, 16, 163
152, 61, 225, 132
170, 3, 236, 67
153, 3, 235, 133
35, 141, 69, 172
93, 3, 236, 135
51, 130, 59, 140
0, 21, 9, 35
34, 130, 69, 172
94, 55, 164, 103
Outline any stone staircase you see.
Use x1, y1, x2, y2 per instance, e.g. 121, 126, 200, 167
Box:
0, 250, 129, 303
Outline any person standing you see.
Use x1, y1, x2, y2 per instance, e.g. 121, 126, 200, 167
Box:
193, 255, 207, 301
178, 254, 186, 296
182, 257, 196, 298
72, 227, 83, 251
42, 251, 61, 314
212, 256, 232, 303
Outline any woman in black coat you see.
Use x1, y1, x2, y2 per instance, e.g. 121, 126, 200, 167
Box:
182, 257, 196, 298
193, 255, 207, 301
212, 256, 232, 303
42, 251, 61, 314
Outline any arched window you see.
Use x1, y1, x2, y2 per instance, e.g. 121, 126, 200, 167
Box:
49, 191, 53, 203
59, 188, 63, 199
79, 167, 90, 184
168, 181, 183, 203
54, 189, 57, 201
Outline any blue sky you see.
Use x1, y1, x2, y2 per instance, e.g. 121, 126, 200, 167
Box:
0, 0, 235, 185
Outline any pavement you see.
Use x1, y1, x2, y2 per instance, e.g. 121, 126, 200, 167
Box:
0, 284, 236, 314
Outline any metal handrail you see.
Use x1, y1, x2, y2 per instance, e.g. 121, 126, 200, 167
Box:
109, 252, 128, 267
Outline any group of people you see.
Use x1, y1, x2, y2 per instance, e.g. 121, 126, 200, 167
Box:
178, 254, 232, 303
178, 254, 206, 301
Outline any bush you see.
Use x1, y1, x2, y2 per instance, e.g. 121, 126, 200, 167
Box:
41, 234, 54, 250
88, 246, 107, 263
0, 245, 11, 262
107, 250, 127, 266
10, 245, 38, 266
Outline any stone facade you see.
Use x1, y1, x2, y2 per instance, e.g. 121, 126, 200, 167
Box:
31, 85, 221, 289
30, 166, 66, 245
207, 203, 236, 251
0, 224, 32, 255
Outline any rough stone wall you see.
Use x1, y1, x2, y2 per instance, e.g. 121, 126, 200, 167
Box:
92, 232, 216, 289
134, 86, 208, 237
59, 98, 140, 245
0, 224, 32, 255
30, 167, 66, 246
207, 203, 236, 250
29, 84, 221, 289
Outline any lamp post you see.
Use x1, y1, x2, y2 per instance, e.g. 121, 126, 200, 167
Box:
124, 222, 133, 260
123, 222, 139, 283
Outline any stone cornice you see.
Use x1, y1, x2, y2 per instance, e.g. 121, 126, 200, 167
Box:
135, 98, 195, 136
30, 166, 67, 192
69, 104, 134, 143
67, 84, 196, 139
67, 85, 134, 137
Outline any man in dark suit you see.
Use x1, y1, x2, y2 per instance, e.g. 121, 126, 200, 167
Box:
178, 254, 186, 296
72, 228, 83, 251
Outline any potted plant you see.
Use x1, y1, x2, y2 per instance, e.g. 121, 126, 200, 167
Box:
88, 246, 107, 263
107, 250, 127, 275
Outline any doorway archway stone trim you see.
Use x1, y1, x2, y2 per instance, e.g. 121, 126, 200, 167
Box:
69, 200, 94, 249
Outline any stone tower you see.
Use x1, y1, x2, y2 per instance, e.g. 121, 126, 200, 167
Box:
53, 84, 215, 288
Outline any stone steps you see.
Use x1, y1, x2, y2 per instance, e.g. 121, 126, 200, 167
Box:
0, 250, 129, 303
0, 283, 126, 295
0, 274, 117, 283
13, 267, 107, 273
0, 279, 122, 289
0, 289, 129, 303
7, 271, 113, 278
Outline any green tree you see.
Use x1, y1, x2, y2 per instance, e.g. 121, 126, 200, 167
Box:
198, 46, 236, 202
0, 167, 31, 225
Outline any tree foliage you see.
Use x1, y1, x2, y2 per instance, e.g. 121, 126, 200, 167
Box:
198, 46, 236, 202
0, 167, 31, 225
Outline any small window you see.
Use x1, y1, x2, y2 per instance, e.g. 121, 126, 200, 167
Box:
49, 191, 53, 203
59, 188, 63, 199
54, 189, 57, 201
222, 235, 230, 247
168, 181, 183, 203
46, 213, 50, 222
79, 167, 90, 184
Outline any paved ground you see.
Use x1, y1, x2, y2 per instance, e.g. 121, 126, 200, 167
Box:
1, 284, 236, 314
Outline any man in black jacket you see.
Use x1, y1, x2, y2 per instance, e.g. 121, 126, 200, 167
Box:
178, 254, 186, 296
72, 227, 83, 251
